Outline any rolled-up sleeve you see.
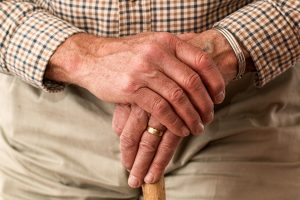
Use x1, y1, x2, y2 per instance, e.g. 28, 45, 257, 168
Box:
214, 0, 300, 87
0, 1, 83, 91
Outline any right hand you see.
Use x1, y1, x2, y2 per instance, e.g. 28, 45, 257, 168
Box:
47, 32, 225, 136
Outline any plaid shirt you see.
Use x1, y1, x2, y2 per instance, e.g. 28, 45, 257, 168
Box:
0, 0, 299, 91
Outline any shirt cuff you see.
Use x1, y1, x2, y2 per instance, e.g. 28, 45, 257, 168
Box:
214, 1, 300, 87
5, 10, 84, 92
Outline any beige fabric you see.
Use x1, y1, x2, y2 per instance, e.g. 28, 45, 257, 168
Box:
164, 63, 300, 199
1, 63, 300, 199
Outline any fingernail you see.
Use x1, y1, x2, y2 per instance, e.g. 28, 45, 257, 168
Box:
195, 122, 204, 135
145, 173, 154, 183
207, 111, 214, 123
215, 91, 225, 104
182, 126, 190, 136
128, 175, 140, 188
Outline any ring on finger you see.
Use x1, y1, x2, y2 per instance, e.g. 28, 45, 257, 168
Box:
147, 126, 164, 137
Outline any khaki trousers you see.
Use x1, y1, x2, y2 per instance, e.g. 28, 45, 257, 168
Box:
1, 63, 300, 200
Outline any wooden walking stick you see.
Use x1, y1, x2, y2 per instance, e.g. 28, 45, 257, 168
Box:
142, 177, 166, 200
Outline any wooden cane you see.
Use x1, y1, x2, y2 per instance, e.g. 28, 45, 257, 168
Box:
142, 177, 166, 200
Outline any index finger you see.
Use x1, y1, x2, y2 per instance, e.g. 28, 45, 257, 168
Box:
172, 38, 225, 104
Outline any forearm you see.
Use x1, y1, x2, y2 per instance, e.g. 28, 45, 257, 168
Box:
46, 33, 100, 86
0, 0, 83, 91
214, 0, 300, 87
46, 33, 132, 87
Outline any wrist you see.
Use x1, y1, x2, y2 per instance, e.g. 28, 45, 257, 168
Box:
208, 29, 239, 83
185, 29, 254, 84
46, 33, 107, 86
211, 29, 255, 82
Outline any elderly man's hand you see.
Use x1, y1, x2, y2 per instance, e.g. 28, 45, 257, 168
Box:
113, 104, 182, 188
113, 29, 253, 188
47, 32, 226, 137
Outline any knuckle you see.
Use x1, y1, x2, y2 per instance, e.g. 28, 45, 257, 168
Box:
169, 115, 180, 127
132, 106, 147, 120
152, 98, 168, 115
121, 76, 142, 94
194, 52, 206, 67
133, 57, 153, 73
120, 134, 138, 150
139, 140, 157, 154
145, 69, 161, 80
150, 161, 165, 173
169, 87, 185, 103
174, 39, 185, 53
195, 53, 215, 71
158, 142, 174, 154
142, 43, 161, 58
185, 73, 202, 90
166, 115, 187, 135
156, 32, 174, 42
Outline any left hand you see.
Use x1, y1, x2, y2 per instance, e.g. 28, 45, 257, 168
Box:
113, 29, 251, 188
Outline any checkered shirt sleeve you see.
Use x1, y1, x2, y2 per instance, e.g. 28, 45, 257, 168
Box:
214, 0, 300, 87
1, 0, 299, 90
0, 1, 83, 91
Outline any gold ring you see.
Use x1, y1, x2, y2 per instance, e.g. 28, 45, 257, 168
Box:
147, 126, 164, 137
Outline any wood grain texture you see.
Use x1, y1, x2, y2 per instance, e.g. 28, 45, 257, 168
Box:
142, 177, 166, 200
